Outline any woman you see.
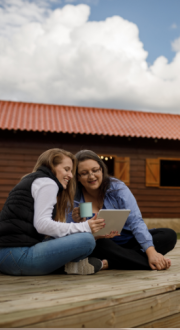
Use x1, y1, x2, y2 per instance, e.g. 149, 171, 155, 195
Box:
67, 150, 177, 271
0, 148, 105, 276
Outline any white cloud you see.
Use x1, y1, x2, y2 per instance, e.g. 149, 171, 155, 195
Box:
64, 0, 99, 4
0, 1, 180, 113
172, 37, 180, 52
170, 23, 177, 29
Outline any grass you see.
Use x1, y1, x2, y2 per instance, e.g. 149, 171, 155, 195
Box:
177, 233, 180, 240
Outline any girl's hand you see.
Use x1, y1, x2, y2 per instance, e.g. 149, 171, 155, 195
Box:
146, 246, 171, 270
95, 231, 120, 240
105, 231, 120, 239
88, 214, 105, 233
72, 207, 86, 223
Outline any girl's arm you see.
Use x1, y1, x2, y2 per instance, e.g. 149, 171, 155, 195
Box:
114, 182, 154, 251
32, 178, 91, 238
32, 178, 105, 237
115, 182, 171, 270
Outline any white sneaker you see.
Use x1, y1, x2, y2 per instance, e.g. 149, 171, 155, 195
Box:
65, 257, 102, 275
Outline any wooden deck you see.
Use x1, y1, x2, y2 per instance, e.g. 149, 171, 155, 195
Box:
1, 242, 180, 328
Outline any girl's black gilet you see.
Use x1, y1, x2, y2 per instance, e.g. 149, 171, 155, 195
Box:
0, 166, 63, 247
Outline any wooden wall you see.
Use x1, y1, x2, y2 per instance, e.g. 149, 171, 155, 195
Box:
1, 129, 180, 220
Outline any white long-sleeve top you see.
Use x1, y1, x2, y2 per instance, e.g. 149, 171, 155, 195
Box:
31, 177, 91, 238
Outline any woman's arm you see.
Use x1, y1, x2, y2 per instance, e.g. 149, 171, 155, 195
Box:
114, 181, 154, 251
32, 178, 91, 237
67, 207, 119, 239
114, 181, 171, 270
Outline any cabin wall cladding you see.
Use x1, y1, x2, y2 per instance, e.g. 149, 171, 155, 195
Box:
1, 130, 180, 231
0, 146, 43, 211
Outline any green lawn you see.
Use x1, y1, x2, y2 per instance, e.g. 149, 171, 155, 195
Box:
177, 233, 180, 239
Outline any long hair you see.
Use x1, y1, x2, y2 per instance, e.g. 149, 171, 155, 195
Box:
33, 148, 76, 222
75, 150, 111, 201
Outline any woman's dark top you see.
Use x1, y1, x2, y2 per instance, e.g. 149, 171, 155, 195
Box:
0, 166, 63, 247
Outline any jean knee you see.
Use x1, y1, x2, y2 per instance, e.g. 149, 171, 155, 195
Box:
81, 233, 96, 254
0, 249, 22, 276
89, 234, 96, 252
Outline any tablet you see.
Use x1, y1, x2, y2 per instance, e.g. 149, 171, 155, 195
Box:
94, 209, 131, 236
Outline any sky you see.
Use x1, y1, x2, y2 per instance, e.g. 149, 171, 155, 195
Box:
0, 0, 180, 113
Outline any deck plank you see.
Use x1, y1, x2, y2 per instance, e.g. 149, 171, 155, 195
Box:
0, 241, 180, 327
139, 312, 180, 328
0, 286, 177, 328
24, 291, 180, 328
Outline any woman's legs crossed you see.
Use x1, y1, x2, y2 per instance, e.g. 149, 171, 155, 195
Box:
90, 238, 151, 270
0, 232, 96, 276
90, 228, 177, 270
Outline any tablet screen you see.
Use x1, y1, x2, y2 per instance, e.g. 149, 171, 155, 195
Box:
94, 209, 130, 236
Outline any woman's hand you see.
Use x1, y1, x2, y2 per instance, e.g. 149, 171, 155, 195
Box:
72, 207, 86, 223
95, 231, 120, 240
88, 214, 105, 234
146, 246, 171, 270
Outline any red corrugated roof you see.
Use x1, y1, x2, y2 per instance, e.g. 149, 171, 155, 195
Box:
0, 100, 180, 140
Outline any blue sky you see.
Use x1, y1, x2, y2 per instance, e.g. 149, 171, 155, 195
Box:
55, 0, 180, 64
0, 0, 180, 113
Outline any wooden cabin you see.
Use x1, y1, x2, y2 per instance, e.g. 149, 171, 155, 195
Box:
1, 100, 180, 231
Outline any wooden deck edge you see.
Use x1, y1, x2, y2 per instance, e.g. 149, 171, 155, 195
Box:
25, 289, 180, 328
0, 285, 178, 328
138, 311, 180, 328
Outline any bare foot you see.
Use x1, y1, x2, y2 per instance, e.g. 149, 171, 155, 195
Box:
101, 259, 109, 270
166, 258, 171, 268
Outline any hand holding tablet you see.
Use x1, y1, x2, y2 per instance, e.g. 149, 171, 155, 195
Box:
93, 209, 131, 237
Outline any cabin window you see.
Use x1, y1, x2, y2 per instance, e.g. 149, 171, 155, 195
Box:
99, 155, 114, 176
160, 160, 180, 187
99, 155, 130, 185
146, 158, 180, 188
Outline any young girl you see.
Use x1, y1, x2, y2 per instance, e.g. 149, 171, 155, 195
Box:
0, 149, 105, 275
67, 150, 177, 271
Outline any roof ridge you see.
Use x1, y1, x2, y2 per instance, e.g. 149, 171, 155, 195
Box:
1, 100, 179, 117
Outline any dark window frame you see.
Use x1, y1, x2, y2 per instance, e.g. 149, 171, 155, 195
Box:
146, 157, 180, 189
160, 159, 180, 187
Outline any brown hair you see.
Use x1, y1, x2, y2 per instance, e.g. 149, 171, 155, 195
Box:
33, 148, 76, 222
75, 150, 111, 200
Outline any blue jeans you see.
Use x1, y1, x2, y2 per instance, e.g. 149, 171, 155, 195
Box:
0, 233, 96, 276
